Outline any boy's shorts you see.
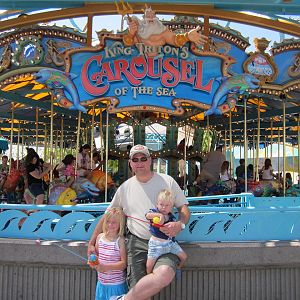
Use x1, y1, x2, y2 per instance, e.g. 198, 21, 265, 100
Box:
147, 236, 183, 259
126, 232, 179, 288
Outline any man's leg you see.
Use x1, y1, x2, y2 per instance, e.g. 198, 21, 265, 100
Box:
125, 253, 179, 300
126, 233, 148, 288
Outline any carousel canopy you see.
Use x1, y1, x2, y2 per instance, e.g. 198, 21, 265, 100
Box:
0, 0, 300, 17
0, 1, 299, 145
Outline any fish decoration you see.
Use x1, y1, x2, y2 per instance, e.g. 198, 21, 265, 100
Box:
34, 68, 87, 113
205, 74, 260, 116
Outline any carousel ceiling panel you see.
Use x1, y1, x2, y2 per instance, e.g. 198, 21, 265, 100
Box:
0, 1, 300, 16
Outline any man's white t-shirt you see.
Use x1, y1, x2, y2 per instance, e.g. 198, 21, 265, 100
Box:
108, 173, 188, 240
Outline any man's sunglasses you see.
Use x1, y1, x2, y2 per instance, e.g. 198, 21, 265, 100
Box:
131, 157, 149, 163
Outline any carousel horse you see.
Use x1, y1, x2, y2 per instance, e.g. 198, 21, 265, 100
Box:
48, 184, 77, 205
2, 168, 21, 192
247, 180, 282, 197
205, 180, 235, 196
90, 170, 114, 191
286, 184, 300, 197
49, 179, 100, 205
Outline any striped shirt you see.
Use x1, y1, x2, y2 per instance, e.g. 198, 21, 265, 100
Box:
97, 235, 126, 285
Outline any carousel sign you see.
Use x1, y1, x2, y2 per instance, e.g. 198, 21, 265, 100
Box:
36, 7, 260, 115
80, 42, 213, 98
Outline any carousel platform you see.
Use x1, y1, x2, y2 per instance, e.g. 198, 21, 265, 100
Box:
1, 238, 300, 300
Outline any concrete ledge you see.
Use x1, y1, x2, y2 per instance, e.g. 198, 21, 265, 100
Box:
1, 239, 300, 300
2, 238, 300, 267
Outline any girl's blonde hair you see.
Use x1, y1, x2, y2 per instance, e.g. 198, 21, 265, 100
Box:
157, 189, 174, 205
103, 207, 126, 236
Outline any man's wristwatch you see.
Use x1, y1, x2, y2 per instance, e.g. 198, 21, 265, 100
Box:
179, 221, 186, 230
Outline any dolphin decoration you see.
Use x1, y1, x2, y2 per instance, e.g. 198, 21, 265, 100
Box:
34, 68, 87, 113
205, 74, 260, 117
79, 180, 100, 197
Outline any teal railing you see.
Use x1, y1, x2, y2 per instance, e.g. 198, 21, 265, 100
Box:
1, 193, 300, 242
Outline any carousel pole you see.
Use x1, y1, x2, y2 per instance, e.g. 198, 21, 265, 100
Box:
55, 130, 59, 166
87, 14, 93, 47
278, 127, 280, 181
16, 123, 20, 169
298, 116, 300, 184
206, 116, 210, 151
270, 119, 273, 159
293, 143, 296, 184
105, 110, 109, 203
99, 108, 104, 166
49, 95, 54, 183
75, 111, 82, 177
90, 105, 95, 170
264, 136, 267, 160
252, 133, 255, 172
244, 97, 248, 191
21, 128, 24, 159
229, 110, 233, 178
183, 126, 187, 194
224, 129, 227, 160
9, 102, 14, 174
44, 125, 48, 161
35, 107, 39, 153
239, 142, 242, 164
255, 101, 260, 182
85, 126, 88, 145
60, 117, 64, 162
283, 98, 286, 196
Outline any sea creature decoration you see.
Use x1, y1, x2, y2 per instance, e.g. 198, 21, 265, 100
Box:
205, 74, 260, 117
34, 68, 87, 113
90, 170, 114, 191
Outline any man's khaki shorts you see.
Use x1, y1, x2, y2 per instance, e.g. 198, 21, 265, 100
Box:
126, 233, 179, 288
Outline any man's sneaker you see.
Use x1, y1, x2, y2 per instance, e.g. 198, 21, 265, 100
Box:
109, 295, 125, 300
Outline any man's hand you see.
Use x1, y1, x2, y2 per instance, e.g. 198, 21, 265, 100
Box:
87, 244, 95, 257
188, 26, 208, 46
159, 221, 182, 237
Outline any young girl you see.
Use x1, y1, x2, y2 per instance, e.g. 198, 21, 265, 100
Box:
220, 160, 230, 181
260, 158, 275, 180
145, 189, 187, 274
219, 161, 236, 194
54, 154, 75, 187
89, 207, 128, 300
77, 144, 91, 177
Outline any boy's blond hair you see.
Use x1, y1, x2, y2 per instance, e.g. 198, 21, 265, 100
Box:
157, 189, 174, 205
103, 207, 126, 236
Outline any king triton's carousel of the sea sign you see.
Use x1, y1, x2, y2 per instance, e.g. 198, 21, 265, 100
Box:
61, 11, 259, 115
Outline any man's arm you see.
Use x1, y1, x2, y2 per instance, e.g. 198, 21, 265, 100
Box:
177, 204, 190, 225
160, 204, 190, 237
87, 216, 104, 256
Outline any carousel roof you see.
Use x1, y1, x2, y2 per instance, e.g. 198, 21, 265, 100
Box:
0, 1, 299, 145
0, 0, 300, 17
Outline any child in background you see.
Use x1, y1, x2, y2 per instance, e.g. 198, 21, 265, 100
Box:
88, 207, 128, 300
260, 158, 275, 180
286, 172, 293, 189
54, 154, 75, 187
145, 189, 187, 274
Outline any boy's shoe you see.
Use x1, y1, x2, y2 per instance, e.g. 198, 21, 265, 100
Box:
109, 295, 125, 300
176, 269, 182, 279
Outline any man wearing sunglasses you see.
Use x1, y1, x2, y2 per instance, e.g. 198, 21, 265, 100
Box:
88, 144, 190, 300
